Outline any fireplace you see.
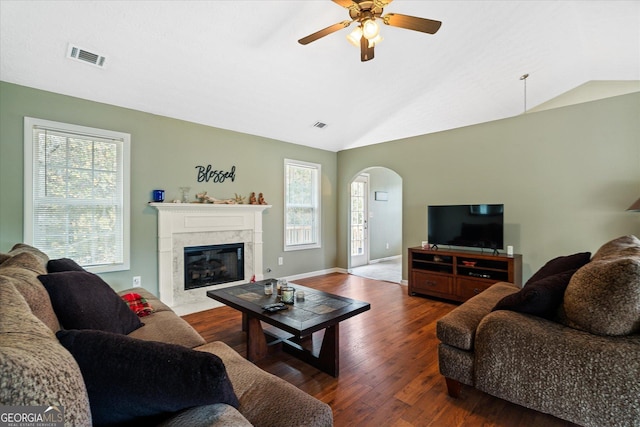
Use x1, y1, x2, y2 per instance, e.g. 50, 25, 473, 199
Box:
184, 243, 244, 290
151, 202, 270, 315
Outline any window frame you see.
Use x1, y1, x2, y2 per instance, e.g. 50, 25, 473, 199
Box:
284, 158, 321, 252
23, 117, 131, 273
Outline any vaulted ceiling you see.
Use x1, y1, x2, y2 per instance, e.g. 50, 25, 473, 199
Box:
1, 1, 638, 152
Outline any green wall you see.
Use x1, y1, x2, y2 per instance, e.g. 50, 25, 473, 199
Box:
367, 167, 402, 260
0, 82, 338, 293
337, 92, 640, 282
2, 81, 639, 290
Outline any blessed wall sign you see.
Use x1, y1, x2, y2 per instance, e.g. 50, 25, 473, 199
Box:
195, 165, 236, 183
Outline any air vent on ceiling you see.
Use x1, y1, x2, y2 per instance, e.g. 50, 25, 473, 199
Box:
67, 44, 106, 68
313, 121, 328, 129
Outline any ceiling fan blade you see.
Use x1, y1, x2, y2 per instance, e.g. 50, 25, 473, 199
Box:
332, 0, 356, 7
382, 13, 442, 34
360, 35, 374, 62
374, 0, 394, 7
298, 20, 352, 45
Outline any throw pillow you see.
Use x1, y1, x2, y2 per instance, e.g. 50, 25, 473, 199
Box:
562, 257, 640, 336
492, 269, 577, 319
38, 271, 143, 334
56, 329, 239, 426
47, 257, 86, 273
525, 252, 591, 286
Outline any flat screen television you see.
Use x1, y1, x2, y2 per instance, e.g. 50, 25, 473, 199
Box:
428, 204, 504, 250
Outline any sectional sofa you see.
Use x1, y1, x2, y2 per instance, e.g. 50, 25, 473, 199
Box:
0, 243, 333, 426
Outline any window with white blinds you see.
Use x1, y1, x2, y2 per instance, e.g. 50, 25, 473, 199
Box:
284, 159, 321, 251
24, 117, 131, 273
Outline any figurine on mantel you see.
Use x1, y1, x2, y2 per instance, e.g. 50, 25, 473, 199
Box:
234, 193, 246, 204
195, 191, 236, 204
249, 192, 268, 205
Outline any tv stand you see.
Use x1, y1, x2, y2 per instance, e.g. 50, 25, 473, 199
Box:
408, 247, 522, 302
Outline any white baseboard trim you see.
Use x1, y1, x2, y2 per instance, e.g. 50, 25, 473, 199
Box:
174, 299, 223, 316
283, 267, 347, 282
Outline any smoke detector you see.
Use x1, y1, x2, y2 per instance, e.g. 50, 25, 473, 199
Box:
67, 44, 106, 68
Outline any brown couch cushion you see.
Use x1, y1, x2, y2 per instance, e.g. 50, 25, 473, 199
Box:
436, 282, 520, 350
196, 341, 334, 427
128, 310, 206, 348
0, 278, 92, 425
9, 243, 49, 265
562, 235, 640, 336
160, 403, 252, 427
592, 235, 640, 260
0, 249, 60, 332
121, 288, 206, 348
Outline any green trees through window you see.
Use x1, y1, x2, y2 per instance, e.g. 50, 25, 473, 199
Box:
24, 117, 130, 273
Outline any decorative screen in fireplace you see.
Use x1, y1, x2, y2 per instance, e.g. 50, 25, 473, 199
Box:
184, 243, 244, 290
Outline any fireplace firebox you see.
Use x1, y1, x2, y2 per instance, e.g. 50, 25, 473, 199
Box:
184, 243, 244, 290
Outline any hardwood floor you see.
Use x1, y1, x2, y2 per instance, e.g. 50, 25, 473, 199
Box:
183, 273, 578, 427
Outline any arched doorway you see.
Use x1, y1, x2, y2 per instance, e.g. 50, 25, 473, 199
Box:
348, 167, 403, 283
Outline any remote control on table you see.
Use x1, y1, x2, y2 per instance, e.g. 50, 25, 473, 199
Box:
262, 303, 287, 312
263, 303, 285, 309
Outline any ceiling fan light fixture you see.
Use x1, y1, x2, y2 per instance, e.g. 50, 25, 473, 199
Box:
362, 18, 380, 40
298, 2, 442, 61
368, 34, 383, 47
346, 26, 363, 47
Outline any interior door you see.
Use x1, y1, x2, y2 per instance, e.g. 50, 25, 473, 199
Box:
350, 174, 369, 267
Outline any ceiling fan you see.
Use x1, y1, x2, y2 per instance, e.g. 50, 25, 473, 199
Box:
298, 0, 442, 62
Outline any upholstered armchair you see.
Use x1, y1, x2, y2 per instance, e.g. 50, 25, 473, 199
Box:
437, 236, 640, 427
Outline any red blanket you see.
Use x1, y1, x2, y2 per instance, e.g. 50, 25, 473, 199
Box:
120, 293, 154, 317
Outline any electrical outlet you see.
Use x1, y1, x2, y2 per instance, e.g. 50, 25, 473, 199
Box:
132, 276, 141, 287
386, 243, 390, 249
278, 257, 284, 266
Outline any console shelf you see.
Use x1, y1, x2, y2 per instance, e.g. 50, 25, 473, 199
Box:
408, 247, 522, 302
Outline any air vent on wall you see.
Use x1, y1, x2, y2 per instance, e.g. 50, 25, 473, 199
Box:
313, 121, 328, 129
67, 44, 106, 68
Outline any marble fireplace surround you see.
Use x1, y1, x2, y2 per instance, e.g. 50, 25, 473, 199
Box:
151, 203, 271, 315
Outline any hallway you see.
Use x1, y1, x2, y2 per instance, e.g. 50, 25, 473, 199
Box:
350, 257, 402, 284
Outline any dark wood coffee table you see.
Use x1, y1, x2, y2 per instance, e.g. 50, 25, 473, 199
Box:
207, 279, 370, 377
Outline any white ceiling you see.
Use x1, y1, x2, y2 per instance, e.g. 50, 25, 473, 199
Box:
1, 1, 639, 152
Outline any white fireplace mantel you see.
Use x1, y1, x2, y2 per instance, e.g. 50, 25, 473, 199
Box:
150, 202, 271, 315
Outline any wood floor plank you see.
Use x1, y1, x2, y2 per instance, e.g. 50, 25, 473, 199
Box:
183, 273, 579, 427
